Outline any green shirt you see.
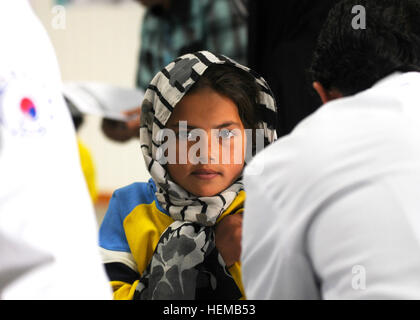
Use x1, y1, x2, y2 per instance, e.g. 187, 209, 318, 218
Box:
136, 0, 248, 90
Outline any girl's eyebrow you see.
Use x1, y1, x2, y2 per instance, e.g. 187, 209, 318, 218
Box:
214, 121, 241, 129
168, 121, 241, 130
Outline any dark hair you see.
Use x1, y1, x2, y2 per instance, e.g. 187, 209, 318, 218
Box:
309, 0, 420, 96
187, 64, 260, 131
64, 97, 84, 131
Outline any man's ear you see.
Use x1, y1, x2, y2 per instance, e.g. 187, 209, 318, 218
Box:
313, 82, 343, 104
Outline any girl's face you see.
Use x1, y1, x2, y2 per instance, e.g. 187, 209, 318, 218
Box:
166, 87, 247, 197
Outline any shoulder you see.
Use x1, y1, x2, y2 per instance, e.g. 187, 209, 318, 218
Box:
243, 97, 362, 208
244, 86, 412, 214
101, 179, 158, 232
112, 179, 157, 211
99, 179, 158, 251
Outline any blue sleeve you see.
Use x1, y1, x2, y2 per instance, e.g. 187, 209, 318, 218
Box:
99, 190, 131, 253
99, 181, 161, 252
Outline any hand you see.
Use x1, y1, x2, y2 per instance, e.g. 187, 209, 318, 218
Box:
123, 108, 141, 130
101, 107, 141, 142
101, 119, 139, 142
215, 213, 243, 267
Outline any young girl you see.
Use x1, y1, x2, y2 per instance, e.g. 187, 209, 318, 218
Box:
99, 51, 277, 300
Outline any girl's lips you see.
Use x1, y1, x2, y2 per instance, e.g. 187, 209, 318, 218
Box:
191, 170, 221, 180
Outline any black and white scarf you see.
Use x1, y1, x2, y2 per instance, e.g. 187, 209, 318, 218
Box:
134, 51, 277, 300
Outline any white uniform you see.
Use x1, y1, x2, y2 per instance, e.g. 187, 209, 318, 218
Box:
0, 1, 111, 299
242, 72, 420, 299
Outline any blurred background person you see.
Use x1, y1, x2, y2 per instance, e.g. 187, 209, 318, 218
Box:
0, 0, 111, 299
30, 0, 153, 221
135, 0, 247, 91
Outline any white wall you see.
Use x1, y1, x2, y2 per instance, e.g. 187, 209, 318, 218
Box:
30, 0, 151, 193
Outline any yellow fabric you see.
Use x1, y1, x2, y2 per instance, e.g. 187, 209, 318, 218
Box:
77, 138, 97, 204
123, 201, 175, 277
114, 190, 246, 299
111, 280, 139, 300
229, 261, 246, 300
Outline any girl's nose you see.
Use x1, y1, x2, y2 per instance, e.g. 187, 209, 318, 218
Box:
208, 133, 220, 164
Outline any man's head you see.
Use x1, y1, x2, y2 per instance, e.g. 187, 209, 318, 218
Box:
310, 0, 420, 104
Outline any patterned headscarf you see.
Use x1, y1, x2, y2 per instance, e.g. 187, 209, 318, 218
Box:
134, 51, 277, 300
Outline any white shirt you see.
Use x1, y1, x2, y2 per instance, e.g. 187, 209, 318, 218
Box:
0, 1, 111, 299
242, 72, 420, 299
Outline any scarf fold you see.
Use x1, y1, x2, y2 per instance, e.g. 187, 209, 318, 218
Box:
134, 51, 277, 300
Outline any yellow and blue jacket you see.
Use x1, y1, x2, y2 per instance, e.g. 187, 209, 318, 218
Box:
99, 178, 245, 300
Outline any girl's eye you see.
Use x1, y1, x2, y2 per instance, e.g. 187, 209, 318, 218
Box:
219, 129, 235, 139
